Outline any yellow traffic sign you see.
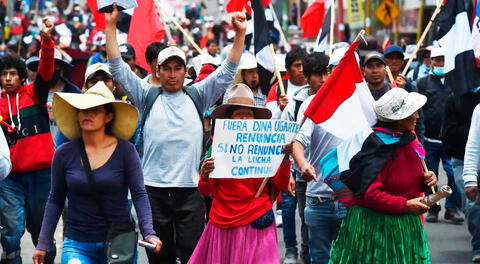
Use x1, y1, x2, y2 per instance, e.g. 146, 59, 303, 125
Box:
374, 0, 400, 26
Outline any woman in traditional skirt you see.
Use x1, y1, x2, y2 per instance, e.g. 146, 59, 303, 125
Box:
188, 84, 292, 264
325, 88, 437, 264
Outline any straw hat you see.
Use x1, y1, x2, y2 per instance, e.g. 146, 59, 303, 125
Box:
373, 88, 426, 122
52, 81, 139, 140
211, 83, 271, 120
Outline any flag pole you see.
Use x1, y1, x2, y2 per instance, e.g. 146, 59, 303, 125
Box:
153, 0, 175, 44
328, 0, 335, 56
268, 3, 291, 52
269, 43, 286, 96
402, 1, 443, 76
385, 66, 397, 87
255, 43, 288, 197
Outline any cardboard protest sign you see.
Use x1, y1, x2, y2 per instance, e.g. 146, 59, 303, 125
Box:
97, 0, 138, 13
210, 119, 299, 179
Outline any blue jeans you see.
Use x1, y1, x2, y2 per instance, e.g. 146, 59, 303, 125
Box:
466, 200, 480, 254
305, 197, 346, 264
424, 141, 461, 211
451, 158, 467, 211
62, 237, 106, 264
281, 191, 297, 252
0, 169, 56, 264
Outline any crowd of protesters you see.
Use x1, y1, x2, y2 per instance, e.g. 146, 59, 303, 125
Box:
0, 1, 480, 264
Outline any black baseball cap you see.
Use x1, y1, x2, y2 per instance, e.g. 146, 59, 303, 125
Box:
119, 43, 135, 60
363, 51, 386, 66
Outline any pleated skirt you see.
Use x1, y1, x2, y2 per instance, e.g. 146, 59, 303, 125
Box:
329, 206, 431, 264
188, 221, 280, 264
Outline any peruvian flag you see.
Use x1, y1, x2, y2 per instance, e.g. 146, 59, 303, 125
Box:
127, 0, 165, 72
435, 0, 480, 97
303, 40, 376, 140
472, 0, 480, 67
301, 0, 326, 38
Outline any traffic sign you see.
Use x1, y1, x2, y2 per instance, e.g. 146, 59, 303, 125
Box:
374, 0, 400, 26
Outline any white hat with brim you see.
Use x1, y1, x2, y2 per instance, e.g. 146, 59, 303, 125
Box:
374, 88, 427, 122
211, 83, 271, 120
234, 53, 258, 84
430, 47, 445, 58
53, 81, 138, 140
157, 46, 187, 66
84, 63, 112, 81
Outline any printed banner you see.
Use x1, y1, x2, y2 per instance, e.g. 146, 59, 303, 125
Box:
210, 119, 299, 179
347, 0, 364, 29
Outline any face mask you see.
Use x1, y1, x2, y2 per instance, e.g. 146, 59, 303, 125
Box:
422, 64, 431, 72
432, 66, 444, 76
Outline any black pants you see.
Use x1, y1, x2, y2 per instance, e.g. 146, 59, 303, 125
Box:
145, 187, 205, 264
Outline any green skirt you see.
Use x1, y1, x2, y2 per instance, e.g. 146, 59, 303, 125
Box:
329, 206, 430, 264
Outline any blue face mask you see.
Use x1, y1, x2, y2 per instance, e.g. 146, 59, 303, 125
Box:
432, 66, 444, 76
422, 64, 432, 72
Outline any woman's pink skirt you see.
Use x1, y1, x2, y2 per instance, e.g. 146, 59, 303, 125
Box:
188, 221, 280, 264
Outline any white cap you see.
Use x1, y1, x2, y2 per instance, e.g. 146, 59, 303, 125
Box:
430, 47, 445, 58
157, 46, 187, 66
84, 63, 112, 81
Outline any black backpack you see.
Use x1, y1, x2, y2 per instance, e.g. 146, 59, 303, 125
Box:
138, 86, 207, 158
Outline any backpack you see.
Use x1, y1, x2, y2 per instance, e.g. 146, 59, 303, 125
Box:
138, 86, 208, 159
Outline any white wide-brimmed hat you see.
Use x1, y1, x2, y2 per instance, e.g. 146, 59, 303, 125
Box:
211, 83, 271, 119
53, 81, 139, 140
234, 53, 258, 84
373, 88, 427, 122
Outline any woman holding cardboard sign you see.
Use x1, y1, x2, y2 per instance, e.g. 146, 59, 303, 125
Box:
188, 84, 292, 264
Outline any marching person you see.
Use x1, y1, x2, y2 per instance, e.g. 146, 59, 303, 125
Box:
0, 18, 57, 264
32, 82, 161, 264
463, 100, 480, 262
417, 48, 464, 223
189, 83, 292, 264
280, 52, 330, 264
105, 4, 246, 262
326, 88, 436, 264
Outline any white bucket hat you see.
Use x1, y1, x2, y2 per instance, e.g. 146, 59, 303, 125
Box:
53, 81, 139, 140
373, 88, 426, 122
211, 83, 271, 119
234, 53, 258, 84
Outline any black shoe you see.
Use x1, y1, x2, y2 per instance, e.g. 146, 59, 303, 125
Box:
444, 208, 465, 223
425, 212, 439, 223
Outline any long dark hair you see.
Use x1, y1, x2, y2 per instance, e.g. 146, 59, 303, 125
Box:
104, 104, 115, 136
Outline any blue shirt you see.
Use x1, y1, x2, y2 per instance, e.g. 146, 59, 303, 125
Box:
36, 138, 156, 251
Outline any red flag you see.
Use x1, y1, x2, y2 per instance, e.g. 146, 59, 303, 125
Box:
226, 0, 270, 13
300, 0, 326, 38
127, 0, 165, 72
304, 40, 376, 139
87, 0, 105, 31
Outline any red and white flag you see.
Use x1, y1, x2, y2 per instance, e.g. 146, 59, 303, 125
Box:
303, 40, 376, 140
127, 0, 165, 72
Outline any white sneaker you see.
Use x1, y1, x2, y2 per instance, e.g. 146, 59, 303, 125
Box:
283, 249, 298, 264
276, 209, 282, 227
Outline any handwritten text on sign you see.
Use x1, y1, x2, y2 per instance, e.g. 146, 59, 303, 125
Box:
210, 119, 299, 179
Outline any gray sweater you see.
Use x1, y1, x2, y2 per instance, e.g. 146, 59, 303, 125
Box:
108, 56, 238, 187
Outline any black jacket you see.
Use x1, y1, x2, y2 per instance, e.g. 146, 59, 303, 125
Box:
417, 75, 452, 140
442, 92, 480, 159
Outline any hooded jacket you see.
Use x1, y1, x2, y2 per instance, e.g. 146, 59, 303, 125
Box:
0, 38, 55, 173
